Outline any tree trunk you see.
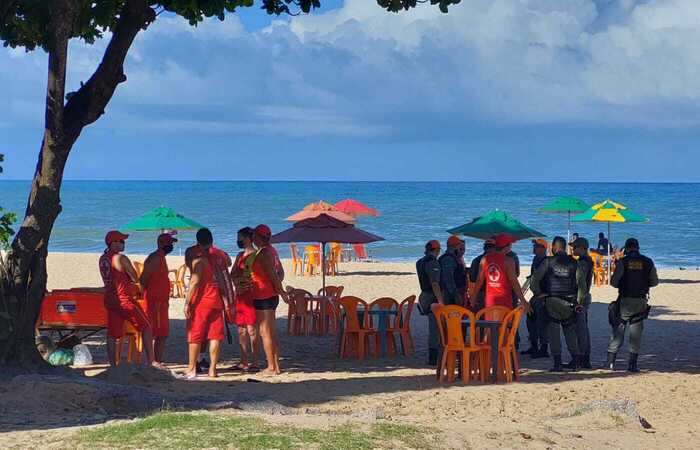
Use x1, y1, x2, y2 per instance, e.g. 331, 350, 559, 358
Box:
0, 0, 155, 371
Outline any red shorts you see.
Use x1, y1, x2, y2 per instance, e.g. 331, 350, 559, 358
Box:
106, 300, 151, 338
187, 306, 225, 343
235, 294, 257, 326
146, 300, 170, 338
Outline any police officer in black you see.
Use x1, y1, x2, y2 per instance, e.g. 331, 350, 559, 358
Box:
606, 238, 658, 372
439, 235, 467, 306
569, 237, 593, 369
522, 239, 549, 358
531, 236, 588, 372
416, 240, 445, 366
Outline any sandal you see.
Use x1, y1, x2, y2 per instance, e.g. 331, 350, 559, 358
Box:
243, 365, 260, 373
229, 364, 247, 372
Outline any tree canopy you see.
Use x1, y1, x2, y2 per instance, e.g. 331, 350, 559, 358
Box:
0, 0, 460, 52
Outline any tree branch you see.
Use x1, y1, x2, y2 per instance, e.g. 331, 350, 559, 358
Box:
63, 0, 156, 137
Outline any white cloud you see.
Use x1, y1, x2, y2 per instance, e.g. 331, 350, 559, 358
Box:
2, 0, 700, 138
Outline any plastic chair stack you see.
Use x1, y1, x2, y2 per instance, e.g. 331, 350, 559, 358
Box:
434, 305, 490, 384
303, 245, 321, 276
170, 264, 187, 298
318, 285, 344, 334
286, 288, 315, 335
290, 244, 304, 276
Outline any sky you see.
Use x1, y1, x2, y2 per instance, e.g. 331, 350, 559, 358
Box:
2, 0, 700, 182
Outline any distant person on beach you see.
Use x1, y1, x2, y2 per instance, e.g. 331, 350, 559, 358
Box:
568, 233, 580, 254
605, 238, 658, 372
140, 233, 178, 364
597, 232, 612, 255
439, 236, 468, 306
230, 227, 260, 373
184, 228, 225, 379
468, 238, 495, 311
99, 230, 158, 368
522, 239, 549, 358
471, 234, 528, 311
416, 240, 444, 366
569, 237, 593, 369
531, 236, 587, 372
251, 224, 288, 376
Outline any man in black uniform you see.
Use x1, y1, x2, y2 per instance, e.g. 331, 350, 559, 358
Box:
606, 238, 658, 372
531, 236, 588, 372
439, 235, 468, 306
568, 237, 593, 369
416, 240, 444, 366
522, 239, 549, 358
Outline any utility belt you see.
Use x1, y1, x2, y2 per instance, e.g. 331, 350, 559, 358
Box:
608, 296, 651, 327
545, 295, 578, 326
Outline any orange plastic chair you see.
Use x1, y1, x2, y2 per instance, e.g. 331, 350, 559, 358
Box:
325, 243, 342, 276
317, 286, 344, 334
303, 245, 321, 276
290, 244, 304, 276
474, 305, 511, 345
591, 252, 607, 286
394, 295, 416, 356
169, 264, 187, 298
495, 306, 525, 382
369, 297, 399, 356
337, 296, 379, 359
287, 288, 315, 335
433, 305, 489, 383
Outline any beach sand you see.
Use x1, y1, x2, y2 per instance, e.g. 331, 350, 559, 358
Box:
3, 251, 700, 449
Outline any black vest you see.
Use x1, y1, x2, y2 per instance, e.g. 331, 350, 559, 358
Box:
579, 255, 593, 292
416, 255, 437, 293
619, 252, 653, 298
438, 252, 467, 289
543, 254, 578, 297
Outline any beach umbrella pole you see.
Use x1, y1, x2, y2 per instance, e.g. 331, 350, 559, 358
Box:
608, 222, 612, 285
321, 242, 326, 291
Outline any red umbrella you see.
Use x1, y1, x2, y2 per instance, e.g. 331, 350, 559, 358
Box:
334, 199, 380, 217
270, 213, 384, 288
286, 200, 355, 223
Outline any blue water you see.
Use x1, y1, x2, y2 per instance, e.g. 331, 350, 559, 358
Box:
1, 181, 699, 268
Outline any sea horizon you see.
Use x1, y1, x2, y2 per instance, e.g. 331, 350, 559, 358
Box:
3, 180, 699, 269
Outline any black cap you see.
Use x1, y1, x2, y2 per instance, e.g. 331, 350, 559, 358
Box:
569, 237, 589, 249
625, 238, 639, 249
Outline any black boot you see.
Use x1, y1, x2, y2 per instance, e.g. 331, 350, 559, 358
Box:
532, 345, 549, 359
627, 353, 640, 373
564, 355, 580, 372
603, 352, 616, 370
428, 349, 438, 366
581, 354, 592, 369
549, 355, 563, 372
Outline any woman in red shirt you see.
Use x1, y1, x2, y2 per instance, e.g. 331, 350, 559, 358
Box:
230, 227, 260, 372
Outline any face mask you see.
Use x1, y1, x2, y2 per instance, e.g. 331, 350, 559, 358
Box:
162, 245, 174, 255
237, 239, 246, 249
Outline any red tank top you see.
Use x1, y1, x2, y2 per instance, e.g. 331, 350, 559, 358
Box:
99, 251, 133, 309
144, 252, 170, 304
194, 256, 224, 310
251, 246, 281, 300
483, 252, 513, 308
233, 251, 254, 301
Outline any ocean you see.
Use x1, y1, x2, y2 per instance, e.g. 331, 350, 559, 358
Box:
2, 181, 699, 268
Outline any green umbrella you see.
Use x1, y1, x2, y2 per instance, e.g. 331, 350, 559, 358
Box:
122, 206, 205, 232
447, 210, 545, 240
539, 197, 590, 242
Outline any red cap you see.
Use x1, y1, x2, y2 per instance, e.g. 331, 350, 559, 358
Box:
254, 224, 272, 238
494, 234, 517, 248
447, 235, 463, 247
157, 233, 178, 246
105, 230, 129, 245
426, 240, 441, 251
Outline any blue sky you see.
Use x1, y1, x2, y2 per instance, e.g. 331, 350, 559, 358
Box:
2, 0, 700, 182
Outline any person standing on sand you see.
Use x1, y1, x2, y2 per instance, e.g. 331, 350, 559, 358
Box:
569, 237, 593, 369
416, 240, 444, 366
522, 239, 549, 358
531, 236, 587, 372
469, 238, 496, 311
471, 234, 528, 312
99, 230, 158, 368
230, 227, 260, 373
605, 238, 658, 372
250, 224, 288, 376
184, 228, 225, 379
439, 236, 467, 306
140, 233, 177, 364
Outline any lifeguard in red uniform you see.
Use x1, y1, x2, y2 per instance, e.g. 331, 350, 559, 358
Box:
140, 233, 177, 363
99, 230, 157, 367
